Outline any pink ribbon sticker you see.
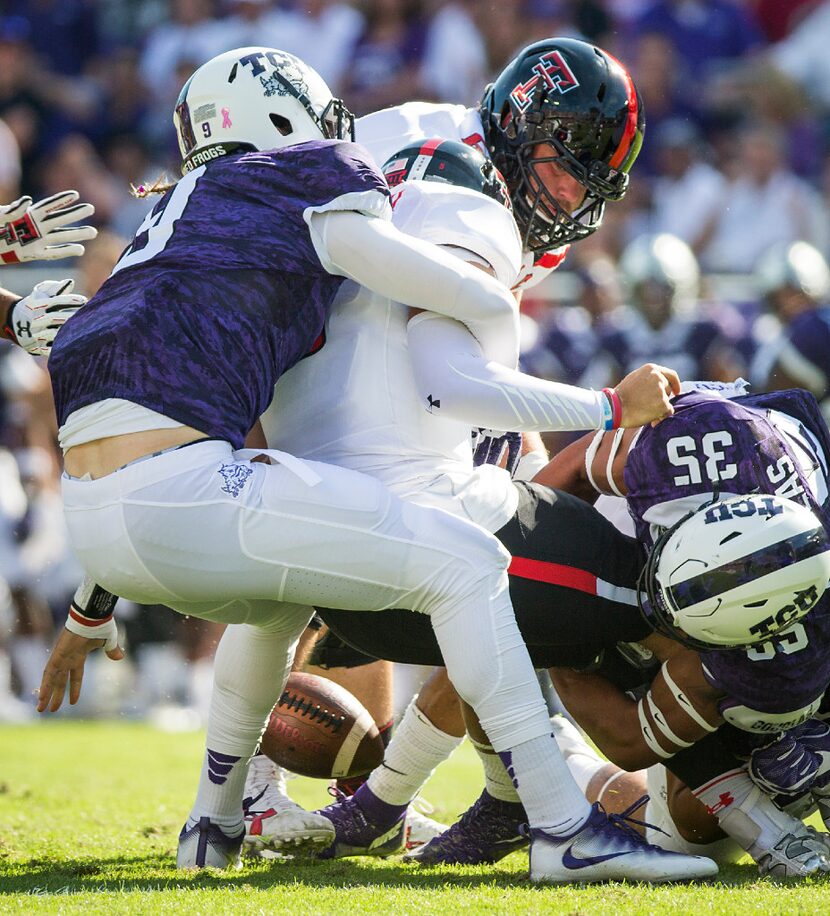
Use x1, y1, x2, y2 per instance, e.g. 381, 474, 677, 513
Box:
221, 107, 232, 129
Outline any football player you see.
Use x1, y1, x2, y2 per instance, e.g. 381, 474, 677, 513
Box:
595, 234, 750, 386
36, 48, 706, 885
0, 191, 96, 357
316, 385, 830, 876
355, 36, 644, 292
755, 241, 830, 423
298, 32, 650, 807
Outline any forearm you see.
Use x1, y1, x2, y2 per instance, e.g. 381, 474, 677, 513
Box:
408, 312, 608, 433
312, 211, 519, 367
549, 667, 657, 770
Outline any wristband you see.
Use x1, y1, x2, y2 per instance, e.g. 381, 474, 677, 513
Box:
71, 576, 119, 620
601, 387, 622, 431
65, 612, 119, 652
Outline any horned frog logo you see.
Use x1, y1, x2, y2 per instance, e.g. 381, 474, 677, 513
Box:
260, 54, 309, 100
217, 463, 253, 498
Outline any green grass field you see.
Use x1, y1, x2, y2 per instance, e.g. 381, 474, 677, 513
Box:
1, 723, 829, 914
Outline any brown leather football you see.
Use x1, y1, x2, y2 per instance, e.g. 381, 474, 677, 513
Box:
260, 671, 384, 779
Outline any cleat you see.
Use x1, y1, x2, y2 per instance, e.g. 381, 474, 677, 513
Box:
405, 790, 528, 865
756, 827, 830, 878
403, 799, 449, 852
529, 801, 719, 884
242, 754, 335, 857
719, 785, 830, 878
315, 788, 405, 859
177, 816, 244, 869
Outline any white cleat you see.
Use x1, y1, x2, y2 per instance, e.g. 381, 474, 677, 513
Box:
529, 803, 719, 884
403, 799, 449, 852
719, 791, 830, 878
755, 826, 830, 878
177, 817, 244, 869
242, 754, 335, 857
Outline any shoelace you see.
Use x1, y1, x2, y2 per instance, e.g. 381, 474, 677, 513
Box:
604, 795, 668, 844
323, 786, 372, 834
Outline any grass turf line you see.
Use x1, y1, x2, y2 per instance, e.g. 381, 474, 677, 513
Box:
1, 722, 829, 914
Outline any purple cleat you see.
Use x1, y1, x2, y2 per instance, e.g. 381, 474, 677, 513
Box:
315, 787, 407, 859
404, 790, 528, 865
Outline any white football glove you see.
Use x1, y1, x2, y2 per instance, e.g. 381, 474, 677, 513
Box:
0, 190, 97, 263
5, 279, 86, 356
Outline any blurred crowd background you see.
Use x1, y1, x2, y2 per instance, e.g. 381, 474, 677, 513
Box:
2, 0, 830, 724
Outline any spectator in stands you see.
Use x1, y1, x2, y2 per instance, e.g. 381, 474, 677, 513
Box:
626, 33, 701, 175
634, 0, 764, 83
421, 1, 488, 105
139, 0, 224, 101
647, 118, 726, 252
341, 0, 429, 115
261, 0, 364, 91
7, 0, 100, 77
699, 124, 827, 272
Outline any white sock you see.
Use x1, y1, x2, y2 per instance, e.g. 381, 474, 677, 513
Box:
367, 698, 463, 806
551, 715, 606, 794
188, 615, 306, 832
471, 736, 521, 803
694, 768, 806, 857
502, 734, 591, 835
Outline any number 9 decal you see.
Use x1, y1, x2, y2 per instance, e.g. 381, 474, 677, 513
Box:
202, 122, 212, 139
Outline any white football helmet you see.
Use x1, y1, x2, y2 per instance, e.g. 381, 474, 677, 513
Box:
640, 494, 830, 650
619, 233, 700, 317
173, 47, 354, 173
755, 241, 830, 303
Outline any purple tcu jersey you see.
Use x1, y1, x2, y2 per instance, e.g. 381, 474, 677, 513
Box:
626, 388, 830, 721
50, 140, 389, 448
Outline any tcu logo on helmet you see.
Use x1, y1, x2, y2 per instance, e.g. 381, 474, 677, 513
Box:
510, 51, 580, 112
747, 585, 819, 640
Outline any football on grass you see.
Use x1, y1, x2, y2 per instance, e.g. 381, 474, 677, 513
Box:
260, 672, 384, 779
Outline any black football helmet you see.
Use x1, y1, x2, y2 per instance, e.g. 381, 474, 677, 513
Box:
480, 38, 645, 253
382, 138, 511, 210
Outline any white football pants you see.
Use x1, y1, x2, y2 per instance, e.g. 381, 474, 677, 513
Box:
61, 440, 549, 752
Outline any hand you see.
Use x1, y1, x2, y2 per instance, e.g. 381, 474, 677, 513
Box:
615, 363, 681, 429
37, 625, 124, 713
748, 720, 830, 798
5, 279, 86, 356
0, 190, 97, 264
472, 428, 522, 474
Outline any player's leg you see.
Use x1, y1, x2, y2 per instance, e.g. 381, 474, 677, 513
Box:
63, 445, 716, 880
666, 734, 830, 877
175, 599, 314, 868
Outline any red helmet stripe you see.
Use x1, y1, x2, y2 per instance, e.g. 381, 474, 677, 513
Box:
605, 54, 639, 171
418, 137, 445, 157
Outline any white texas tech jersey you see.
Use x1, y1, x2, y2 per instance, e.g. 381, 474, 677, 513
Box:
264, 180, 521, 532
356, 102, 569, 291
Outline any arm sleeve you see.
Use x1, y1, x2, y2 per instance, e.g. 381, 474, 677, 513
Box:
307, 209, 520, 368
406, 311, 605, 432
